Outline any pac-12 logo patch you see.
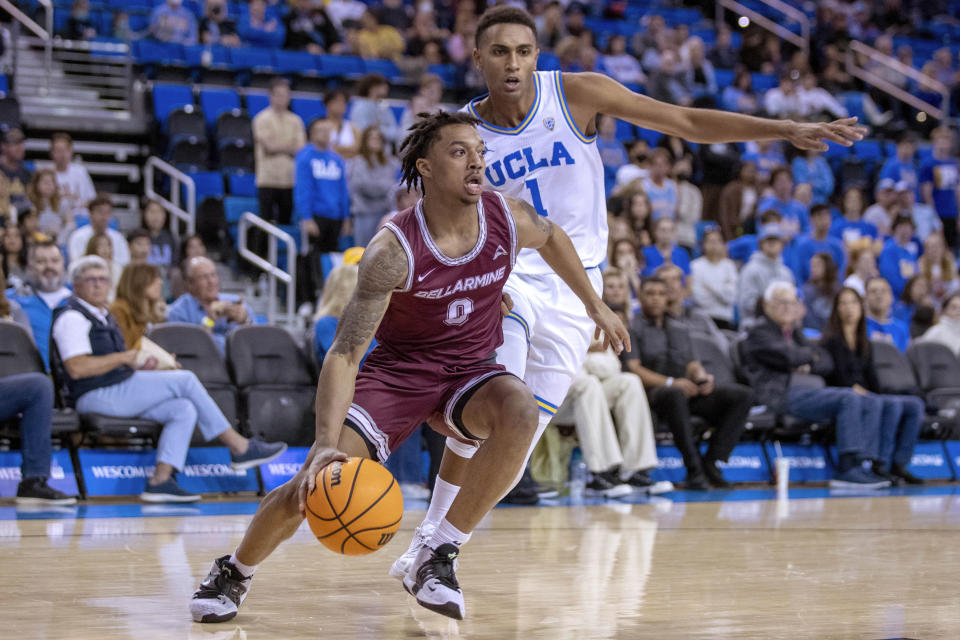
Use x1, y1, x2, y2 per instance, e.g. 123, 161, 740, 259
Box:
544, 117, 555, 131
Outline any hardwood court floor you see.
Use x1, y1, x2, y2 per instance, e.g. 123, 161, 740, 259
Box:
2, 490, 960, 639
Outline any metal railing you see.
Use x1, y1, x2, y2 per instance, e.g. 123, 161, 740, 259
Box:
0, 0, 52, 92
144, 156, 195, 241
846, 40, 950, 122
237, 213, 297, 326
716, 0, 810, 60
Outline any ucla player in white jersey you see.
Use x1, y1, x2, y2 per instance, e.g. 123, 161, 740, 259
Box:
394, 5, 866, 613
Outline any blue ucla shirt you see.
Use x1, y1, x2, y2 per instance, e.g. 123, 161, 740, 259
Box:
919, 156, 959, 218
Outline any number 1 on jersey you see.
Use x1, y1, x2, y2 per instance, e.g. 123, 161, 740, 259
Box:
524, 178, 549, 217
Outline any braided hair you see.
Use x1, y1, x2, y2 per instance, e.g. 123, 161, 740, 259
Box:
398, 111, 482, 193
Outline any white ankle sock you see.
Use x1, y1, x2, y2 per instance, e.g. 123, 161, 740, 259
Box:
429, 518, 470, 549
228, 551, 257, 578
423, 477, 460, 530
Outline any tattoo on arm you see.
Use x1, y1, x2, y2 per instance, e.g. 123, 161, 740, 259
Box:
508, 197, 553, 248
329, 234, 407, 359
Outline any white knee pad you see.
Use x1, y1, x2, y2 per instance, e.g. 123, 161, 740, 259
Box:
445, 437, 480, 459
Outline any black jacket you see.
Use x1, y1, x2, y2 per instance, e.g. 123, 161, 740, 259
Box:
819, 335, 880, 391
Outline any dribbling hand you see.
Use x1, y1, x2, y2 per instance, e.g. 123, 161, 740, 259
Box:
297, 445, 349, 517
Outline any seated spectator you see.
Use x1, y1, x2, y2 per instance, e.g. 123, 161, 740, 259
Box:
894, 274, 935, 337
253, 79, 306, 228
357, 9, 404, 60
620, 186, 653, 247
596, 115, 628, 198
50, 132, 96, 224
642, 148, 678, 221
608, 243, 642, 312
738, 223, 795, 326
313, 262, 376, 364
918, 290, 960, 357
238, 0, 285, 49
598, 34, 645, 85
8, 240, 71, 367
2, 224, 27, 289
378, 0, 411, 32
149, 0, 199, 45
797, 72, 848, 119
110, 264, 166, 349
741, 281, 890, 488
821, 287, 924, 484
647, 50, 693, 106
879, 130, 919, 195
690, 227, 738, 330
324, 89, 359, 159
709, 25, 738, 70
863, 178, 900, 236
602, 266, 637, 318
168, 234, 207, 300
683, 37, 717, 97
167, 257, 254, 354
919, 126, 959, 250
793, 204, 846, 284
843, 243, 879, 296
831, 187, 880, 249
741, 139, 786, 184
757, 167, 809, 240
721, 70, 759, 114
399, 73, 444, 136
0, 127, 31, 217
536, 1, 567, 50
718, 160, 759, 240
878, 215, 920, 299
127, 229, 152, 266
53, 256, 285, 502
792, 149, 834, 206
445, 7, 476, 64
642, 217, 689, 276
614, 139, 650, 190
295, 119, 349, 261
898, 180, 941, 242
802, 252, 839, 333
84, 234, 122, 302
283, 0, 340, 54
350, 74, 401, 149
626, 277, 753, 490
64, 0, 96, 40
141, 199, 176, 269
404, 10, 445, 61
673, 158, 702, 249
0, 373, 76, 504
763, 73, 802, 119
865, 277, 910, 352
67, 196, 129, 266
918, 232, 959, 305
658, 263, 728, 353
348, 126, 400, 248
28, 170, 68, 242
200, 0, 240, 47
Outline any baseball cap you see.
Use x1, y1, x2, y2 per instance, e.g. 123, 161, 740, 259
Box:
894, 180, 910, 192
759, 223, 785, 241
876, 177, 896, 193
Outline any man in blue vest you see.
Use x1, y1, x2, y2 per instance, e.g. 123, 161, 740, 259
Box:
8, 240, 72, 369
51, 256, 287, 502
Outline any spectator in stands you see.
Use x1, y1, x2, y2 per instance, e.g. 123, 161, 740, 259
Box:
295, 119, 349, 255
445, 6, 476, 65
626, 276, 752, 490
253, 79, 306, 231
0, 127, 31, 217
67, 195, 129, 266
603, 265, 638, 318
50, 132, 96, 224
167, 256, 254, 354
657, 263, 728, 352
728, 209, 783, 265
141, 199, 176, 269
718, 160, 758, 240
614, 139, 650, 189
325, 0, 367, 32
149, 0, 199, 46
918, 290, 960, 357
64, 0, 96, 40
84, 234, 121, 301
741, 281, 890, 488
347, 126, 400, 248
821, 287, 924, 485
932, 48, 956, 87
738, 223, 795, 326
690, 227, 738, 330
763, 73, 802, 119
831, 186, 879, 248
742, 139, 786, 184
598, 34, 645, 85
0, 264, 32, 337
895, 274, 935, 338
283, 0, 340, 54
843, 243, 879, 296
399, 73, 444, 136
323, 89, 359, 159
2, 224, 27, 289
168, 234, 207, 300
357, 9, 404, 60
619, 185, 653, 247
794, 204, 846, 284
918, 232, 959, 305
920, 126, 959, 250
351, 74, 401, 149
27, 170, 68, 242
312, 263, 376, 365
880, 131, 919, 195
792, 149, 834, 206
865, 277, 910, 352
377, 0, 411, 32
802, 252, 839, 333
54, 255, 285, 502
8, 240, 71, 367
797, 71, 848, 120
647, 49, 693, 106
673, 157, 701, 250
238, 0, 285, 49
110, 263, 165, 350
879, 215, 920, 299
200, 0, 240, 47
863, 178, 900, 236
683, 37, 717, 97
127, 229, 152, 266
641, 217, 689, 276
721, 70, 759, 114
898, 180, 941, 242
596, 115, 628, 198
640, 148, 678, 222
0, 371, 76, 504
404, 10, 445, 61
757, 167, 809, 240
708, 25, 738, 70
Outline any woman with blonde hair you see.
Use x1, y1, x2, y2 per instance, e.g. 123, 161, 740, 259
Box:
312, 263, 377, 364
918, 232, 959, 305
110, 263, 166, 349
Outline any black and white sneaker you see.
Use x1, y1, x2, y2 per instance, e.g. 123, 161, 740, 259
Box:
15, 477, 77, 506
402, 543, 465, 620
190, 555, 252, 623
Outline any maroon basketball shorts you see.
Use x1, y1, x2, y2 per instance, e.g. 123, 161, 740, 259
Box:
343, 351, 514, 463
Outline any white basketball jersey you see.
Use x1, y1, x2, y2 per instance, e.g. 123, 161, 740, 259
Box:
464, 71, 608, 275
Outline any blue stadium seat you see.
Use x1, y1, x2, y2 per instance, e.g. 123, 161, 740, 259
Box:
537, 52, 561, 71
615, 119, 636, 142
199, 88, 242, 129
318, 55, 364, 78
228, 173, 258, 197
245, 92, 270, 118
273, 50, 320, 75
153, 83, 194, 128
751, 73, 777, 92
362, 58, 403, 81
853, 139, 884, 162
229, 47, 276, 71
186, 172, 225, 201
842, 92, 867, 123
428, 64, 456, 87
184, 44, 231, 69
637, 127, 663, 147
714, 68, 735, 86
291, 97, 326, 125
823, 139, 850, 160
224, 196, 259, 224
135, 40, 185, 65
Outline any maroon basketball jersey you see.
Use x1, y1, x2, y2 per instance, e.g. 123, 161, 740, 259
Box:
377, 190, 517, 365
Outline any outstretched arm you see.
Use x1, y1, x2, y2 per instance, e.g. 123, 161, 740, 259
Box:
507, 196, 630, 354
562, 72, 866, 151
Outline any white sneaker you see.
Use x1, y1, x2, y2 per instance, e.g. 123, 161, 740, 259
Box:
646, 480, 675, 495
190, 556, 252, 623
399, 483, 432, 500
389, 522, 435, 581
403, 543, 466, 620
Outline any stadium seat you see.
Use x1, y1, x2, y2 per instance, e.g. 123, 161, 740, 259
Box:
169, 137, 209, 174
227, 326, 317, 446
196, 196, 232, 255
199, 87, 242, 129
318, 54, 364, 78
229, 47, 276, 72
273, 50, 320, 76
245, 92, 270, 118
228, 173, 257, 197
872, 340, 953, 439
219, 140, 255, 174
750, 73, 777, 92
215, 110, 254, 148
147, 323, 240, 439
135, 40, 185, 66
167, 105, 207, 147
692, 333, 775, 434
907, 342, 960, 412
428, 64, 457, 87
153, 84, 195, 129
0, 96, 19, 129
537, 52, 561, 71
223, 195, 259, 224
185, 171, 225, 201
362, 58, 402, 81
615, 119, 636, 142
636, 127, 663, 147
290, 97, 326, 125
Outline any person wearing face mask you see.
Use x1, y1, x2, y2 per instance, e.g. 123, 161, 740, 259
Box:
918, 290, 960, 357
149, 0, 198, 46
200, 0, 240, 47
64, 0, 97, 40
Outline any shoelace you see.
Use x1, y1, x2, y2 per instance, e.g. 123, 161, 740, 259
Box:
195, 560, 248, 604
417, 547, 460, 591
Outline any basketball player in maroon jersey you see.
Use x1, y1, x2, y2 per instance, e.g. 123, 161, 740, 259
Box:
190, 111, 629, 623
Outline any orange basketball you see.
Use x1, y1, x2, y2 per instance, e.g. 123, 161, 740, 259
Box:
305, 457, 404, 555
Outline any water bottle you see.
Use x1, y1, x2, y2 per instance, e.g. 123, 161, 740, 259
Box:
569, 450, 587, 501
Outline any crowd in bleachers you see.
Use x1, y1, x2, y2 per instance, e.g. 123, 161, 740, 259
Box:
5, 0, 960, 503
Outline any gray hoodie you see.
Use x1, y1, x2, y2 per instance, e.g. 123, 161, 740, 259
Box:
737, 252, 795, 325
